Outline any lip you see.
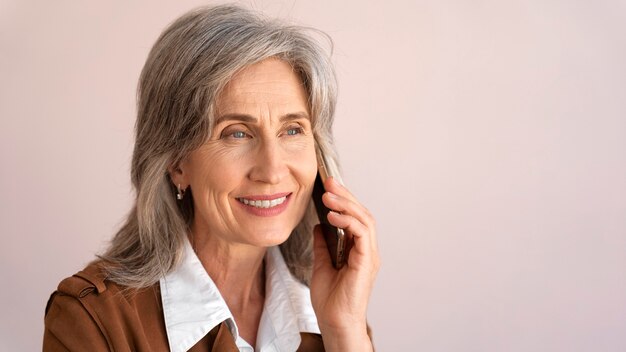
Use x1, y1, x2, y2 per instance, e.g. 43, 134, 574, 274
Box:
235, 193, 292, 217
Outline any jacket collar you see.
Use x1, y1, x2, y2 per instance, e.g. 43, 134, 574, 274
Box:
159, 238, 320, 352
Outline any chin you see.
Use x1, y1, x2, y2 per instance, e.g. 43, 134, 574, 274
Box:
249, 229, 293, 248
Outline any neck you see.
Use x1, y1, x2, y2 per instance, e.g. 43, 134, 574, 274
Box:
189, 230, 266, 310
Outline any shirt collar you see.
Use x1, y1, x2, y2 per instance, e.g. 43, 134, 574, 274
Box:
160, 238, 320, 352
257, 246, 321, 351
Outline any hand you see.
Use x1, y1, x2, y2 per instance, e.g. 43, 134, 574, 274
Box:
310, 177, 380, 351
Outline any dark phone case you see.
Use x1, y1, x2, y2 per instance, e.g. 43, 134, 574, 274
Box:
312, 173, 346, 269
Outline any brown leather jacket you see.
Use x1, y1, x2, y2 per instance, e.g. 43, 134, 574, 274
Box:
43, 262, 325, 351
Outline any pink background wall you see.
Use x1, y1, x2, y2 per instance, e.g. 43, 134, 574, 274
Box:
2, 0, 625, 350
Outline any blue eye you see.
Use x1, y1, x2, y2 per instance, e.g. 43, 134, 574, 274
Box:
220, 128, 250, 140
286, 127, 303, 136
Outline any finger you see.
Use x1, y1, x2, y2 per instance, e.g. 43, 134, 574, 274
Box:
325, 177, 379, 255
322, 191, 374, 230
323, 188, 378, 253
324, 177, 359, 205
328, 214, 378, 273
325, 177, 375, 223
327, 211, 371, 255
330, 211, 381, 276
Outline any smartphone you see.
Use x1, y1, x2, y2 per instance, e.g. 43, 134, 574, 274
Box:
312, 144, 347, 269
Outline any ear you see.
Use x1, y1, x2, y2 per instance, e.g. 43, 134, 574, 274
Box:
167, 160, 189, 189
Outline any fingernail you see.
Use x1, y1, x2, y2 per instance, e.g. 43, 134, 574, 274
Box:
327, 192, 337, 199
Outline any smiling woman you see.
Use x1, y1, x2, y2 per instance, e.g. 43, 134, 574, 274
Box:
43, 4, 379, 352
172, 59, 318, 251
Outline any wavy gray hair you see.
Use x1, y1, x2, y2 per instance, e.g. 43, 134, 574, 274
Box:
100, 4, 342, 288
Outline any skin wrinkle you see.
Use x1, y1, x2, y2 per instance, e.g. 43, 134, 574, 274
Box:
214, 113, 310, 135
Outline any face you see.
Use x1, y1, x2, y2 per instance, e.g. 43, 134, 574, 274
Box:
172, 58, 317, 248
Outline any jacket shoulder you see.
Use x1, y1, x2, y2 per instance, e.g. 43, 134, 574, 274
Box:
44, 261, 114, 351
53, 261, 110, 300
44, 261, 167, 351
45, 260, 117, 318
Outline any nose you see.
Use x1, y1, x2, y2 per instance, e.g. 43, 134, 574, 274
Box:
248, 139, 289, 185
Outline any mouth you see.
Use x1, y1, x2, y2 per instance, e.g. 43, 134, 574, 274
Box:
236, 192, 292, 209
237, 196, 287, 208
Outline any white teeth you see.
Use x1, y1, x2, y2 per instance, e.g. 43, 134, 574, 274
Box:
238, 196, 287, 208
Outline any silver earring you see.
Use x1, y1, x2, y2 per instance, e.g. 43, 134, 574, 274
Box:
176, 184, 185, 200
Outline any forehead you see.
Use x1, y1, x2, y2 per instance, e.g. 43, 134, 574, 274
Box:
216, 58, 309, 114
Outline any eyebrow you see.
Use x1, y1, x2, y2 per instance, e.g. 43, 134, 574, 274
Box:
214, 111, 310, 126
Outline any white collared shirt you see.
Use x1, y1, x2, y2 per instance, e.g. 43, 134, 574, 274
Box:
159, 238, 320, 352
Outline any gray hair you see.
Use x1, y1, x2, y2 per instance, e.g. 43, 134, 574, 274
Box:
100, 4, 342, 288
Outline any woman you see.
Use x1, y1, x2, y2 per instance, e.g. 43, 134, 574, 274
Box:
43, 5, 379, 351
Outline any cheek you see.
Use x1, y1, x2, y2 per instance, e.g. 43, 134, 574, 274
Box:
188, 147, 248, 197
288, 143, 317, 188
